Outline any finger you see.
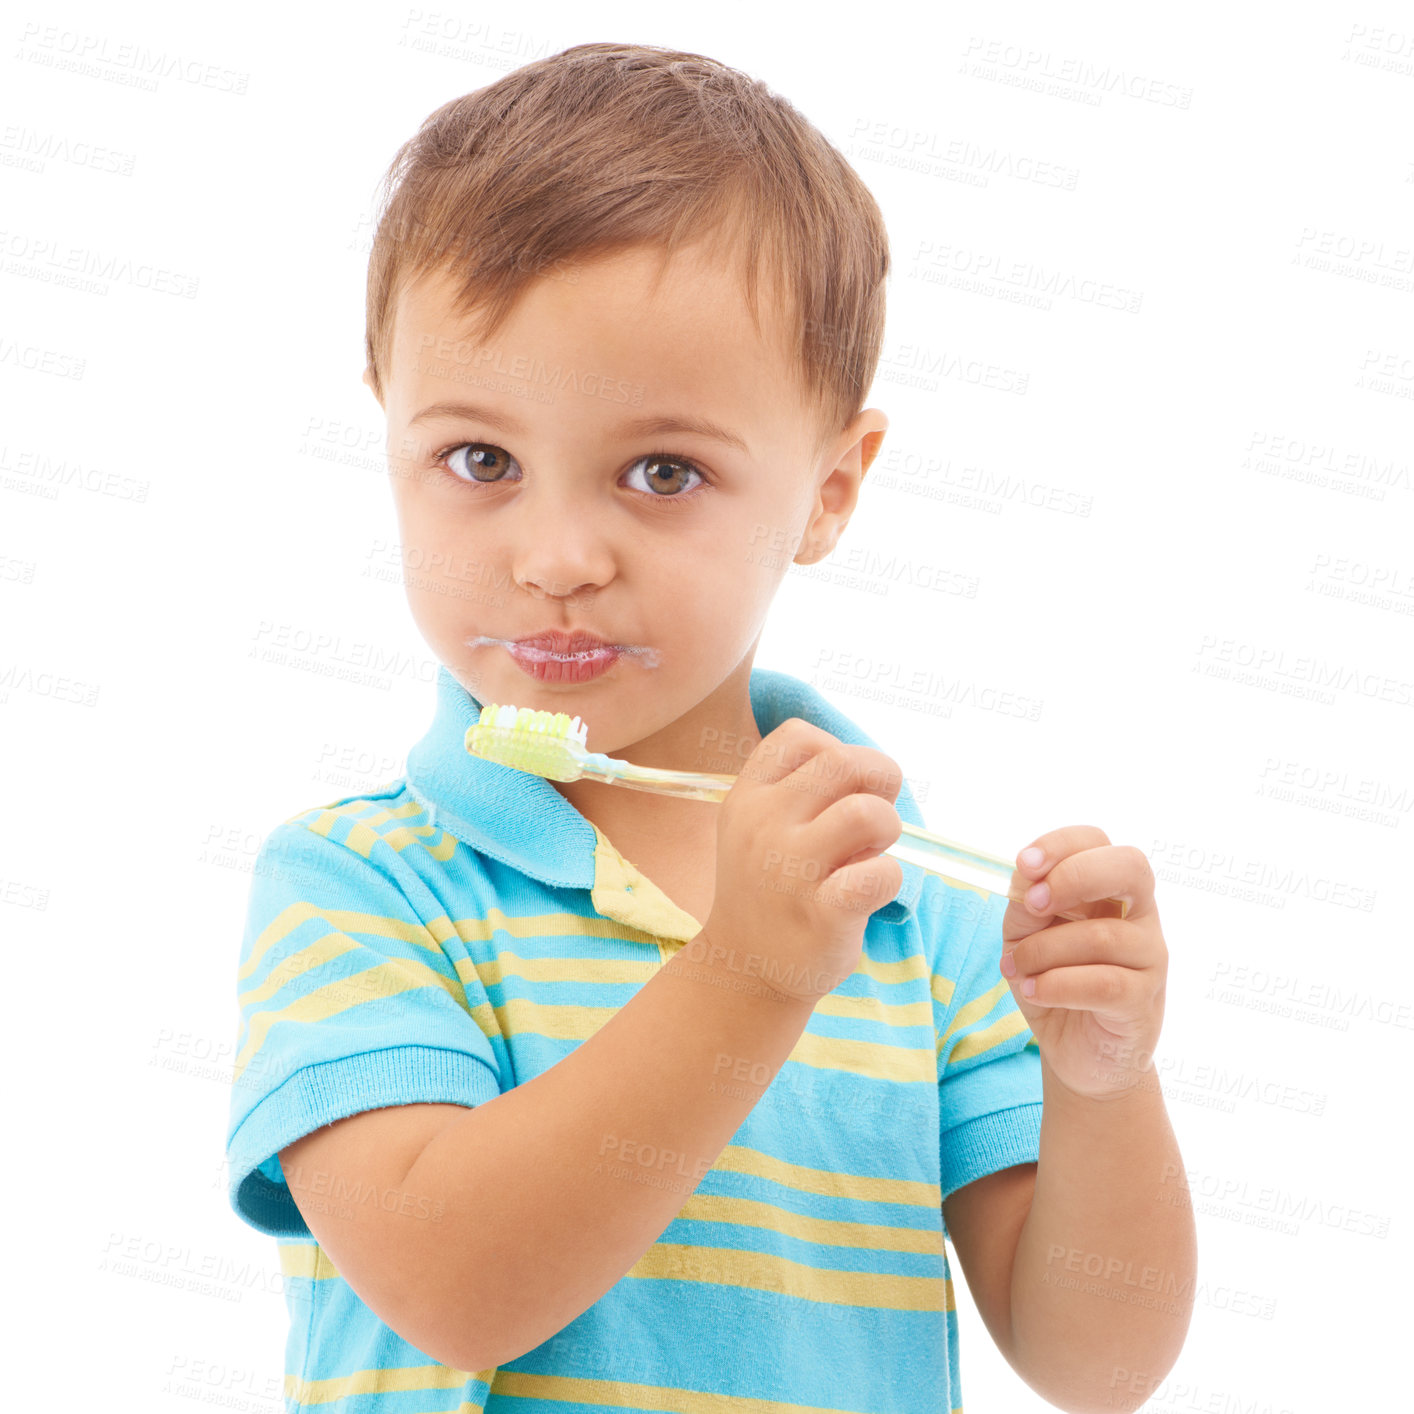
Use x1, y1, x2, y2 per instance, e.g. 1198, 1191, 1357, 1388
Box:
740, 720, 903, 824
828, 852, 904, 919
1014, 826, 1113, 883
1003, 826, 1116, 940
1022, 844, 1155, 924
736, 718, 840, 791
1011, 962, 1142, 1017
1001, 916, 1148, 985
806, 790, 904, 885
782, 741, 902, 815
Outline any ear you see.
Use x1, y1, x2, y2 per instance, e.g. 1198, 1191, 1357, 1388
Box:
792, 409, 889, 567
361, 366, 383, 406
857, 422, 887, 479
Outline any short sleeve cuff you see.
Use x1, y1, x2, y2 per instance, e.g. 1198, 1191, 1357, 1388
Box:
940, 1101, 1043, 1204
228, 1044, 501, 1237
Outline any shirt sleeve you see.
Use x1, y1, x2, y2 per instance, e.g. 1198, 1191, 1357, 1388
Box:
926, 876, 1044, 1206
225, 816, 504, 1238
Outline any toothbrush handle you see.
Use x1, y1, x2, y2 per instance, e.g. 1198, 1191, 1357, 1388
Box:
886, 825, 1129, 922
584, 764, 739, 801
593, 764, 1128, 920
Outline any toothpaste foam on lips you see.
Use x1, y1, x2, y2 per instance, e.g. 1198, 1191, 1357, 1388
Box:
465, 634, 661, 667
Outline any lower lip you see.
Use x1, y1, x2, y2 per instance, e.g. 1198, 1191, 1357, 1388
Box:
505, 642, 623, 683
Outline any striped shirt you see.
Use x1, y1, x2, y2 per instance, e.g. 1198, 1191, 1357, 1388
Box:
226, 662, 1043, 1414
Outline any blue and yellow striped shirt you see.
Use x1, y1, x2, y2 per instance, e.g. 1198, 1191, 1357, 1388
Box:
226, 662, 1043, 1413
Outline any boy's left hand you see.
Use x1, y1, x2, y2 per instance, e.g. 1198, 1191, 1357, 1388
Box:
1000, 826, 1165, 1104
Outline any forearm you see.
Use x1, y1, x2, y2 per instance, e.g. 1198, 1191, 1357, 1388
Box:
1006, 1059, 1197, 1414
403, 931, 815, 1369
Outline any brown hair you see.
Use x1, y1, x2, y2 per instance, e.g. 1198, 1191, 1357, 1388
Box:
363, 41, 890, 458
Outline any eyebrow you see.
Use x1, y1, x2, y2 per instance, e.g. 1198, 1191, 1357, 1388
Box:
407, 399, 751, 455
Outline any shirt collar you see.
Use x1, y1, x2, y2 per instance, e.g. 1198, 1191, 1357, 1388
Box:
405, 662, 925, 931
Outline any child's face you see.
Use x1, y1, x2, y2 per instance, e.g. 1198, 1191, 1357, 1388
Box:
371, 242, 886, 757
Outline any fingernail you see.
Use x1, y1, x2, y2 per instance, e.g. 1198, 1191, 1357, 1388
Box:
1025, 882, 1050, 912
1020, 846, 1045, 870
1000, 950, 1016, 977
1022, 977, 1036, 997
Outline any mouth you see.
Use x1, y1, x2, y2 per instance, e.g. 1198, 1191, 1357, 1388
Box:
511, 630, 619, 657
464, 632, 661, 683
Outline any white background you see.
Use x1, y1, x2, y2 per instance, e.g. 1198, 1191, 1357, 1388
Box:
4, 2, 1410, 1409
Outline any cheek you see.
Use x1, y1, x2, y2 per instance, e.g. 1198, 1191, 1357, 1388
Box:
667, 553, 778, 642
397, 497, 490, 573
737, 484, 812, 562
392, 518, 487, 622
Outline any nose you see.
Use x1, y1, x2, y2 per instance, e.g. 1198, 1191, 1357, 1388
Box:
511, 502, 616, 604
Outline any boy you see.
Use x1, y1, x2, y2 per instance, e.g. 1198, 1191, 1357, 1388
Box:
226, 42, 1194, 1414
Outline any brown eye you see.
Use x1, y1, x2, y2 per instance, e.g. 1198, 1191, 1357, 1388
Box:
445, 443, 521, 484
625, 454, 705, 497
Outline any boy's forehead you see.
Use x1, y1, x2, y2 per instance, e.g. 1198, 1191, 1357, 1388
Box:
387, 248, 813, 434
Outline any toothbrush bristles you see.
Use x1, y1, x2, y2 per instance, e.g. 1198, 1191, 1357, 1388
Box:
465, 701, 591, 781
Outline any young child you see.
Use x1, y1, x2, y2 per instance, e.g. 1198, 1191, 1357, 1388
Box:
226, 42, 1194, 1414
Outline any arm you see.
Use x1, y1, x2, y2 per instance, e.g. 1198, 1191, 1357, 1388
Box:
941, 1160, 1036, 1361
283, 936, 814, 1372
944, 1062, 1196, 1414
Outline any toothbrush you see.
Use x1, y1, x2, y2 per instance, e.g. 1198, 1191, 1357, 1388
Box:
465, 703, 1130, 923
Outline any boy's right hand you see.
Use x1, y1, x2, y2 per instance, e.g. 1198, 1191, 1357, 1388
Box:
697, 718, 905, 1008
